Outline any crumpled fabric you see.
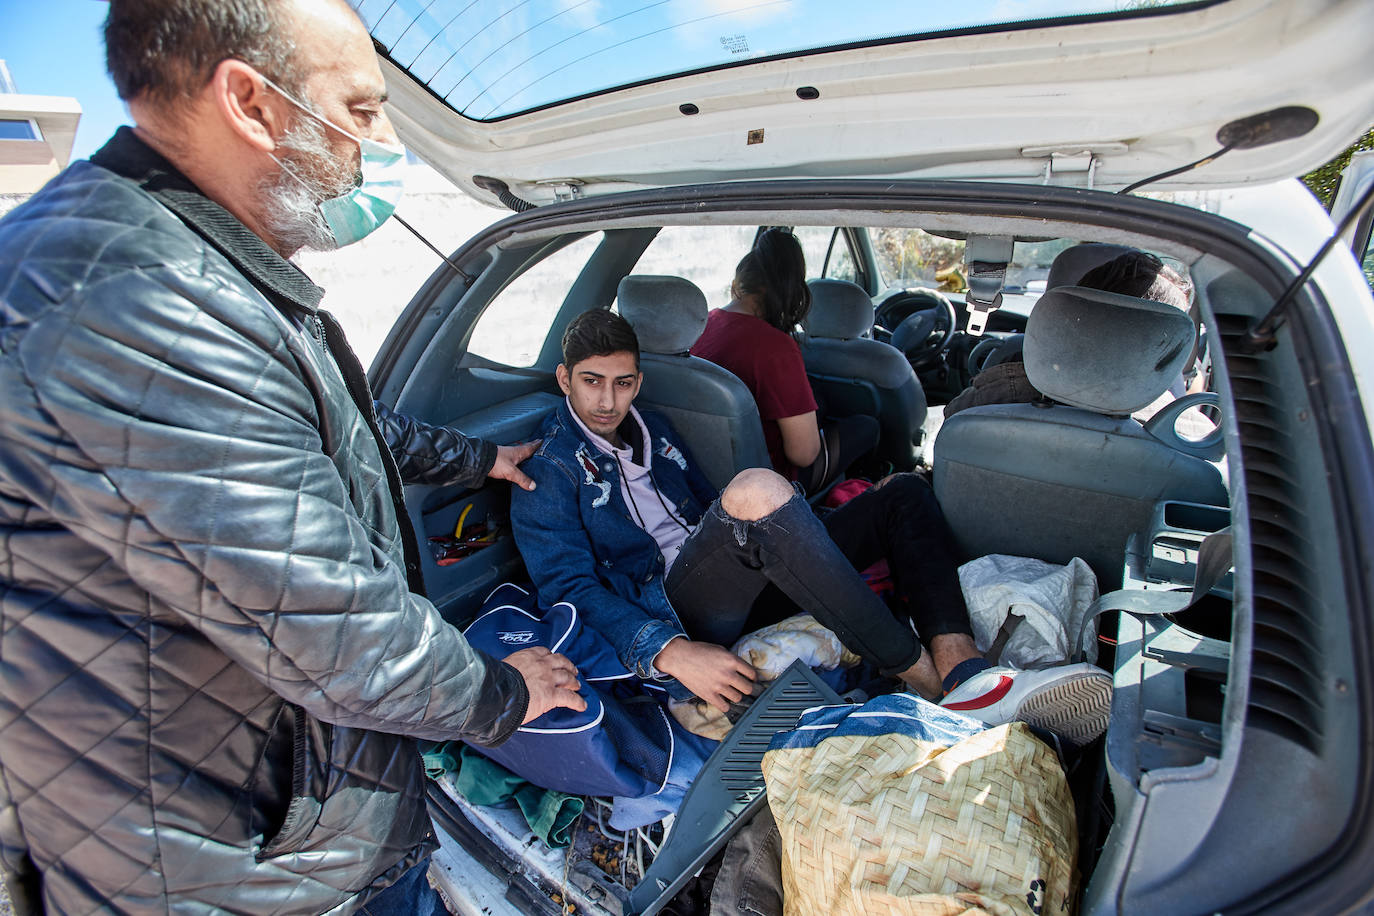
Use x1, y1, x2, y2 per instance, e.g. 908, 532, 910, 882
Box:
958, 554, 1100, 668
608, 723, 719, 831
425, 743, 585, 849
708, 804, 784, 916
670, 614, 860, 740
462, 583, 687, 800
734, 613, 862, 677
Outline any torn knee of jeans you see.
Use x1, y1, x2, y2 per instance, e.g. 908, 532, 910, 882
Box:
711, 497, 796, 546
706, 502, 753, 546
720, 467, 794, 521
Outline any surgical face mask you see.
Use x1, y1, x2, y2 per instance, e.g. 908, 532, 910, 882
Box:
261, 74, 405, 248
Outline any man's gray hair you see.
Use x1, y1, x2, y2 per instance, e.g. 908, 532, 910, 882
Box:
105, 0, 304, 105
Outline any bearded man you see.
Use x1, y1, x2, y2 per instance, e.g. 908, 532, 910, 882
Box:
0, 1, 586, 913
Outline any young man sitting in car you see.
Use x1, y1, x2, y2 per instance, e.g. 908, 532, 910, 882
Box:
510, 308, 1111, 743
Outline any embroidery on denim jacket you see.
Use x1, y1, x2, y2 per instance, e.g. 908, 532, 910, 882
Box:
656, 437, 687, 471
576, 445, 613, 508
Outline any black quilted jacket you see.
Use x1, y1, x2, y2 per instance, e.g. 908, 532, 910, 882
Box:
0, 129, 528, 915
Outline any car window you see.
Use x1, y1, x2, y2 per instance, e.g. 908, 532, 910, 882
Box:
467, 233, 604, 367
1006, 239, 1077, 293
866, 231, 1194, 318
1362, 233, 1374, 293
631, 225, 759, 307
996, 238, 1079, 317
793, 227, 860, 285
871, 228, 965, 292
358, 0, 1200, 121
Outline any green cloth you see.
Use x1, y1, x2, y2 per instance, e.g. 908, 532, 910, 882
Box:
421, 742, 584, 849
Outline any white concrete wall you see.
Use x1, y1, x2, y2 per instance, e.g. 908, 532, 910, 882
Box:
0, 140, 60, 194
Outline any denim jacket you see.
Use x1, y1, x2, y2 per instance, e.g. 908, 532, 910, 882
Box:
510, 400, 719, 692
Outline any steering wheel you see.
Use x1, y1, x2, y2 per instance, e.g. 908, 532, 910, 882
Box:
966, 336, 1003, 377
877, 288, 958, 371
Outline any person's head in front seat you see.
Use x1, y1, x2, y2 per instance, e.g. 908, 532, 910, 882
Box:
557, 309, 644, 442
946, 246, 1195, 419
729, 227, 812, 332
1076, 250, 1190, 311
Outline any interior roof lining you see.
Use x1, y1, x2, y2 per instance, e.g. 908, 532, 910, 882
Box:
491, 208, 1208, 266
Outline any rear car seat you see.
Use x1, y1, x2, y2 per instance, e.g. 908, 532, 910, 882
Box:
933, 285, 1228, 588
617, 276, 771, 490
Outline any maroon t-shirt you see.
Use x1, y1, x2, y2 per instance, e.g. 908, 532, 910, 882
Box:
691, 308, 818, 476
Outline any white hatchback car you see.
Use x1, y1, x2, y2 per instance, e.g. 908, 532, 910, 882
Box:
350, 0, 1374, 913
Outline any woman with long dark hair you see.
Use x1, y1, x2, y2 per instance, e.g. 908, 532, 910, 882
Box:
693, 228, 877, 492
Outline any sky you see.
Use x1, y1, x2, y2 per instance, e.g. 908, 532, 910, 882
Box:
2, 0, 130, 160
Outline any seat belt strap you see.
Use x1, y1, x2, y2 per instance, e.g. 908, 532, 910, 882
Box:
964, 236, 1014, 337
984, 614, 1025, 665
1073, 526, 1233, 661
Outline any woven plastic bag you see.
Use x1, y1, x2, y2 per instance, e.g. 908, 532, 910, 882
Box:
761, 694, 1078, 916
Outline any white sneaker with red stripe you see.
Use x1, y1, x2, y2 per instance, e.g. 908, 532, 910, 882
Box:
939, 662, 1112, 746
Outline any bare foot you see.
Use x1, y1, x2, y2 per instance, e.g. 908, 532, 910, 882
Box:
930, 633, 983, 682
896, 651, 942, 701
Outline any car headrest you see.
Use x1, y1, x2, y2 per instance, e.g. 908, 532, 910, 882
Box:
805, 279, 873, 340
1045, 243, 1138, 290
1025, 286, 1195, 415
617, 275, 708, 355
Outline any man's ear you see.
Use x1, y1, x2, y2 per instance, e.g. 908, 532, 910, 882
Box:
555, 363, 571, 395
209, 58, 289, 154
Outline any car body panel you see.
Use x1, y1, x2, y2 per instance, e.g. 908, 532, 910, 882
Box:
364, 0, 1374, 204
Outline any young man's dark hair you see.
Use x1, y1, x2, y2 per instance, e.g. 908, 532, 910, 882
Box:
105, 0, 303, 105
561, 308, 642, 370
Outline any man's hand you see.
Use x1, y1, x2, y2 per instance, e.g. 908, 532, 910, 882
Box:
503, 646, 586, 723
489, 440, 540, 491
653, 638, 757, 714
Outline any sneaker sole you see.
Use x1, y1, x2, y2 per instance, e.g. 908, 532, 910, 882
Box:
1014, 671, 1113, 747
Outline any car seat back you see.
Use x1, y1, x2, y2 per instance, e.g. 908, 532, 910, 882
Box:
803, 278, 928, 471
618, 275, 770, 490
934, 286, 1227, 588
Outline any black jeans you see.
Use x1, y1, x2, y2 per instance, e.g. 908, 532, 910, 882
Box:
664, 474, 971, 676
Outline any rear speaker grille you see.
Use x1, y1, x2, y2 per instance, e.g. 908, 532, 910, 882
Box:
1219, 314, 1323, 751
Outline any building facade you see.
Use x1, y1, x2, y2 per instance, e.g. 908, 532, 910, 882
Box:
0, 60, 81, 196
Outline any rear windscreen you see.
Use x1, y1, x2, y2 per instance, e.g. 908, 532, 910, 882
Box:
352, 0, 1211, 121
